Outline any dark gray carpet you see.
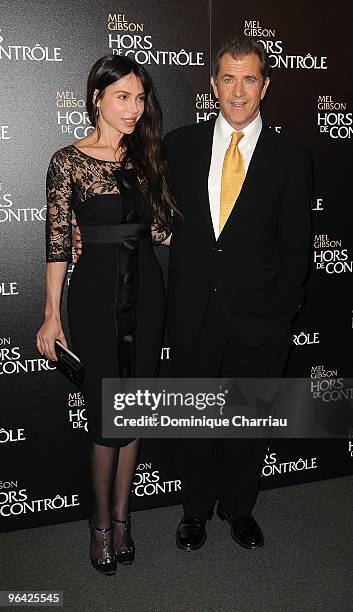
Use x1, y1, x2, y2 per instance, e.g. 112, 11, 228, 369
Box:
2, 476, 353, 612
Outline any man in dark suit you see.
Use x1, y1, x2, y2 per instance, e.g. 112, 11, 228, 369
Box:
164, 36, 312, 551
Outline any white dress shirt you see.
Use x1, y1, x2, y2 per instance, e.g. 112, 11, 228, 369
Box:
208, 112, 262, 239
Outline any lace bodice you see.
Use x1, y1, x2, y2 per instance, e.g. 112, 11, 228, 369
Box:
45, 145, 169, 262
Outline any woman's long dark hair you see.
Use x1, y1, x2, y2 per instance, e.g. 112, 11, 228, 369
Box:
86, 54, 180, 230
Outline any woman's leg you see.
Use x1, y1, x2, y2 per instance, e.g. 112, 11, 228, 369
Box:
111, 438, 139, 547
90, 442, 117, 559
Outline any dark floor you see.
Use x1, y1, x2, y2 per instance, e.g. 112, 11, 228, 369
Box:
2, 476, 353, 612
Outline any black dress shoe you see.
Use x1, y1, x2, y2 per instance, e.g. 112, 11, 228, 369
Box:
217, 505, 264, 550
176, 516, 207, 550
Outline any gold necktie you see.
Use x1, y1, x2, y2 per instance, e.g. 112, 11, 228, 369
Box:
219, 131, 244, 232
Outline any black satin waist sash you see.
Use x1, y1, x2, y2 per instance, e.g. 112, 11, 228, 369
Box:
80, 223, 150, 244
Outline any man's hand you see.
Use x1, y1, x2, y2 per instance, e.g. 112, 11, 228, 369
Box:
72, 218, 82, 263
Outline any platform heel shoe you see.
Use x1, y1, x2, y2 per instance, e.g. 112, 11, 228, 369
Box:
88, 518, 117, 576
112, 515, 135, 565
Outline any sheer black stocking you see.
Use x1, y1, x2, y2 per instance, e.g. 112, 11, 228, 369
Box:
111, 438, 140, 550
90, 442, 117, 560
89, 439, 139, 558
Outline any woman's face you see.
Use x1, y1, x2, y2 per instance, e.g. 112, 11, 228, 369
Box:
95, 72, 145, 135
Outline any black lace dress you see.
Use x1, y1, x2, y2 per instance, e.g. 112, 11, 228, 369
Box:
46, 145, 167, 446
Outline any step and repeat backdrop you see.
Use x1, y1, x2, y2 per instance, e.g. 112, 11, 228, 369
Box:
1, 0, 353, 531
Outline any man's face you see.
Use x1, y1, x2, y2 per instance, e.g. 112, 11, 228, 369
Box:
211, 52, 270, 130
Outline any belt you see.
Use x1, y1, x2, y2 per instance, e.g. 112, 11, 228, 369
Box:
80, 223, 150, 244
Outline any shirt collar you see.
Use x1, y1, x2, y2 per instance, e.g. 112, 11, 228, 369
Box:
215, 111, 262, 147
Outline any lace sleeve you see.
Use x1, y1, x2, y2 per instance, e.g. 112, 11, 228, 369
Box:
45, 150, 73, 262
151, 219, 172, 245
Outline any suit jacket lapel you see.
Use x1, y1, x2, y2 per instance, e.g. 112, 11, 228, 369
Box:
194, 119, 216, 244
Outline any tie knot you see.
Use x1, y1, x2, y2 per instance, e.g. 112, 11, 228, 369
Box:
231, 131, 244, 146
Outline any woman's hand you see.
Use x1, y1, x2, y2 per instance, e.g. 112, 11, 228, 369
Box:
36, 317, 67, 361
72, 218, 82, 263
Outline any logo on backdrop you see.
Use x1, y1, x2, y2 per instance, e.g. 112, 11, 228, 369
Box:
0, 337, 55, 375
66, 264, 75, 286
310, 377, 353, 402
348, 429, 353, 457
0, 29, 62, 62
0, 182, 45, 223
56, 91, 93, 140
317, 95, 352, 139
132, 461, 181, 497
161, 347, 170, 360
0, 480, 79, 517
107, 13, 204, 66
268, 125, 282, 133
312, 197, 324, 212
195, 92, 219, 123
243, 20, 327, 70
0, 281, 19, 296
68, 392, 87, 432
262, 450, 318, 477
292, 331, 320, 346
0, 125, 10, 140
311, 365, 338, 378
313, 235, 353, 275
0, 428, 26, 444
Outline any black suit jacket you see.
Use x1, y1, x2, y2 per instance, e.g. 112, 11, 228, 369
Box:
164, 118, 312, 348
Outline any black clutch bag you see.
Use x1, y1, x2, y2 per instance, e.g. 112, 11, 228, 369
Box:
54, 340, 84, 387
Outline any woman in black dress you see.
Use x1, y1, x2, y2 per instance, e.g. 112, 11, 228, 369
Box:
36, 55, 176, 575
